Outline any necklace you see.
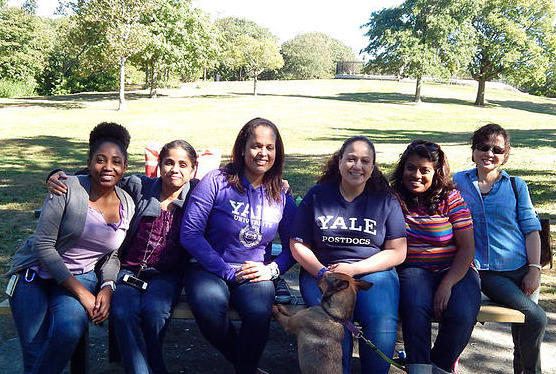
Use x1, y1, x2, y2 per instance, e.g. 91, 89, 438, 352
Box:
137, 213, 169, 277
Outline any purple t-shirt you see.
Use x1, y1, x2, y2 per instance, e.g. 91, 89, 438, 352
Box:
121, 208, 186, 273
292, 183, 406, 266
180, 169, 296, 281
36, 204, 128, 278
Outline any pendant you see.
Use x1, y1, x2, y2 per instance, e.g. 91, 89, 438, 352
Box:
239, 225, 262, 248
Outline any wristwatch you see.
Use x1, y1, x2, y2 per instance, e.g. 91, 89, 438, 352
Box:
100, 280, 116, 292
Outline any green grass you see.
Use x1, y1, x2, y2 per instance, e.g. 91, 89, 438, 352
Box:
1, 78, 555, 284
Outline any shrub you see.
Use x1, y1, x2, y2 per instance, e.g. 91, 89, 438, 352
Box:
0, 79, 36, 98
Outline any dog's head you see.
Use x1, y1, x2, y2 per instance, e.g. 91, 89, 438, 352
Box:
318, 272, 372, 321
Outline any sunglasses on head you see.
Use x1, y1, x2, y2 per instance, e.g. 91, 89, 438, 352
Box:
475, 143, 505, 154
409, 140, 439, 152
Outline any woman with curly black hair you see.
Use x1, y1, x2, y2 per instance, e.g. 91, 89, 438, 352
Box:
391, 140, 480, 374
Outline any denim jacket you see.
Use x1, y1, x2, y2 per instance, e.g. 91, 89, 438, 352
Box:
453, 169, 541, 271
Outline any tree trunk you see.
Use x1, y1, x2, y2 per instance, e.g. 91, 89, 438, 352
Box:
253, 73, 257, 96
414, 76, 422, 103
144, 64, 149, 87
150, 62, 157, 99
118, 57, 127, 111
474, 77, 486, 106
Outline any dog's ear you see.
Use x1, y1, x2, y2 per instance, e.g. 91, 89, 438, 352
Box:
355, 280, 373, 291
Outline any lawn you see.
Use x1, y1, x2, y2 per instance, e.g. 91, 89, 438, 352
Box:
1, 78, 555, 306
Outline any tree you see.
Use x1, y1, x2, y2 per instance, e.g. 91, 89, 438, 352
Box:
213, 17, 277, 81
22, 0, 37, 14
235, 34, 283, 95
0, 7, 54, 86
280, 32, 355, 80
133, 0, 219, 98
469, 0, 556, 105
78, 0, 161, 110
362, 0, 476, 102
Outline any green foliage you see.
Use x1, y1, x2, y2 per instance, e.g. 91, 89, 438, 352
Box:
469, 0, 556, 104
362, 0, 477, 101
213, 17, 279, 81
0, 7, 55, 85
132, 0, 220, 97
37, 17, 119, 95
280, 32, 356, 80
0, 79, 35, 97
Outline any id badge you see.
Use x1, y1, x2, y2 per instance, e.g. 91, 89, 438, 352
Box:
6, 274, 20, 297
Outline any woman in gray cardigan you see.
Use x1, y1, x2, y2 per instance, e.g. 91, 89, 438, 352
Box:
6, 122, 135, 374
47, 139, 199, 374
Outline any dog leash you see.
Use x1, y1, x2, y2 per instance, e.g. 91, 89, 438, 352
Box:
340, 319, 407, 372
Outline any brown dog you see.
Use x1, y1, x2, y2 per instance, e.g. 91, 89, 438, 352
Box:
272, 272, 372, 374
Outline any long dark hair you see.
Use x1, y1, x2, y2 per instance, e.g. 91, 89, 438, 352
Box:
391, 139, 454, 215
318, 136, 391, 195
89, 122, 131, 162
471, 123, 511, 165
158, 139, 198, 169
222, 117, 285, 203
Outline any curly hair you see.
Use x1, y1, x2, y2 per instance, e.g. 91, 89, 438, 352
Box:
158, 139, 197, 169
318, 136, 392, 195
89, 122, 131, 162
471, 123, 511, 165
390, 139, 454, 215
221, 117, 285, 203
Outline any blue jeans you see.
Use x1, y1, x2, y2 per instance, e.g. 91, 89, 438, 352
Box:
299, 268, 399, 374
480, 265, 546, 374
9, 270, 98, 374
398, 266, 481, 372
184, 265, 275, 374
111, 269, 183, 374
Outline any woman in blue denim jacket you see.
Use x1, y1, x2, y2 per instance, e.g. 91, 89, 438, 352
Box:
453, 123, 545, 374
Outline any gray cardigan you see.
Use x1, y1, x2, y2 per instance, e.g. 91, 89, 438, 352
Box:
7, 175, 135, 283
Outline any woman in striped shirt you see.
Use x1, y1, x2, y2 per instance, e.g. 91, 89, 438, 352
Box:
390, 140, 480, 374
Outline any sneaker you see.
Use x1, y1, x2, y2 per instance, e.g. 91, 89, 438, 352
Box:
274, 277, 292, 304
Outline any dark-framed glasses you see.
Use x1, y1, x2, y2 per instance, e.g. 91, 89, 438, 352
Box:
475, 143, 505, 155
409, 139, 439, 152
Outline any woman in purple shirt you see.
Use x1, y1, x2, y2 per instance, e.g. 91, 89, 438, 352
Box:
7, 122, 135, 374
291, 136, 407, 374
180, 118, 296, 374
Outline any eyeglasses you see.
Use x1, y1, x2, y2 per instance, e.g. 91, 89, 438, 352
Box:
475, 143, 505, 155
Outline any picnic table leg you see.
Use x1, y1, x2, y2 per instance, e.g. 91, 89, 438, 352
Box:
71, 325, 89, 374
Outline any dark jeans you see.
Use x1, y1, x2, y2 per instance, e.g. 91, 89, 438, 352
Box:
398, 266, 481, 372
184, 265, 275, 374
9, 270, 98, 374
111, 269, 183, 374
480, 265, 547, 374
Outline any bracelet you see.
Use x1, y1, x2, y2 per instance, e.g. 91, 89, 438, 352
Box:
316, 267, 329, 281
100, 280, 116, 292
528, 263, 542, 270
268, 262, 280, 280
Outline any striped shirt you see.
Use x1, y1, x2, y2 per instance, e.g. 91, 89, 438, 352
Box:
403, 189, 473, 271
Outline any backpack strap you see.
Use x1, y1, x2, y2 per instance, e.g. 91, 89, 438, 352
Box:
510, 176, 518, 219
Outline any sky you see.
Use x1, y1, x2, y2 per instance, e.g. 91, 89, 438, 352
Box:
7, 0, 403, 56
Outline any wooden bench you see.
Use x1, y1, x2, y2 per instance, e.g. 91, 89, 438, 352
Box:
0, 270, 526, 372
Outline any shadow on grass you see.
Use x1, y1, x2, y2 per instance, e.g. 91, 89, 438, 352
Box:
489, 99, 556, 116
311, 128, 556, 149
232, 91, 474, 106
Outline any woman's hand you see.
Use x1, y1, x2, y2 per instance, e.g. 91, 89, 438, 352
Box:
433, 281, 453, 319
92, 286, 112, 324
521, 267, 540, 295
328, 262, 357, 277
77, 290, 97, 320
47, 171, 68, 197
237, 261, 272, 282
